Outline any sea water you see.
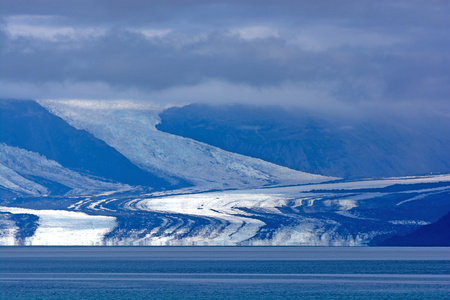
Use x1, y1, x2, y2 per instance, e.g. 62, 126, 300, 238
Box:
1, 247, 449, 299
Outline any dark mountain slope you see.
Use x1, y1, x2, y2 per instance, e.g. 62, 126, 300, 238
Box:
0, 99, 174, 189
157, 104, 450, 178
378, 210, 450, 246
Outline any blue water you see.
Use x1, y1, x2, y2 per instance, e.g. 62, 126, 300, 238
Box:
1, 247, 449, 299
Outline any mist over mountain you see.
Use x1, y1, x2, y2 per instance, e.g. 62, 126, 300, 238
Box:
157, 103, 450, 178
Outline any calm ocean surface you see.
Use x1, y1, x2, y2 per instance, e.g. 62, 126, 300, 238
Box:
1, 247, 449, 299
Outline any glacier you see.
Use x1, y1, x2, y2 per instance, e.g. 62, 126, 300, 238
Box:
2, 173, 446, 246
1, 99, 449, 246
115, 174, 450, 245
39, 100, 334, 191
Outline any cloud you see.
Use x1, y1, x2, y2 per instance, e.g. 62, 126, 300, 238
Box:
0, 0, 449, 115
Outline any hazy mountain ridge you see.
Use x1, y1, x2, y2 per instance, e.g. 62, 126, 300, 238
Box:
157, 104, 450, 178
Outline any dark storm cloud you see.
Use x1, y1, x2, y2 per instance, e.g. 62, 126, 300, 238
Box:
0, 29, 321, 88
0, 0, 449, 113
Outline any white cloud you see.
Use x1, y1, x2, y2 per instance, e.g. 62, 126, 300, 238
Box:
4, 14, 105, 41
288, 25, 407, 51
128, 28, 172, 39
230, 26, 279, 40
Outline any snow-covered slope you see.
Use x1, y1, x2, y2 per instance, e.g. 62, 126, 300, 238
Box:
0, 143, 130, 197
40, 100, 335, 191
0, 163, 48, 196
0, 99, 173, 189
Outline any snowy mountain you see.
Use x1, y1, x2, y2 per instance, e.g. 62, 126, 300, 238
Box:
0, 143, 130, 197
0, 99, 449, 246
0, 99, 174, 189
39, 100, 332, 191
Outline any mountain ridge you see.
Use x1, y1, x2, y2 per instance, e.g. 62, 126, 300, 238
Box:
157, 103, 450, 178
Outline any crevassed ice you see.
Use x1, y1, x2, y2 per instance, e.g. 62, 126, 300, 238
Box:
39, 100, 335, 191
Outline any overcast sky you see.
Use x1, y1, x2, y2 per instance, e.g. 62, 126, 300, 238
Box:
0, 0, 448, 115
